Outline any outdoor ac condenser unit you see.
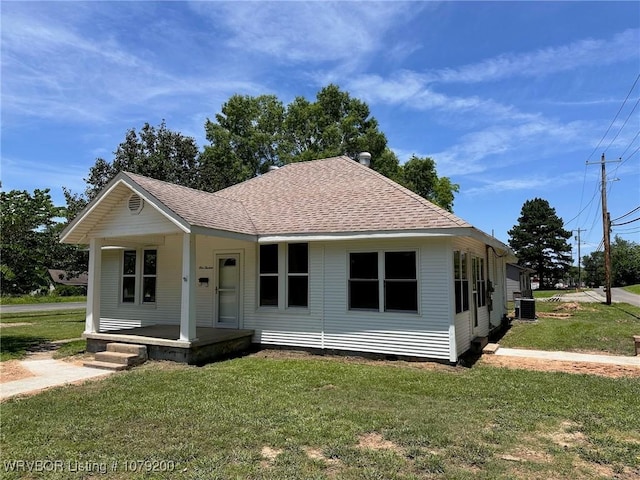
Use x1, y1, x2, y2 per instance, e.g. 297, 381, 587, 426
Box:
519, 298, 536, 320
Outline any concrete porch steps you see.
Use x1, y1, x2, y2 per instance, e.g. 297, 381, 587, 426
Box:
84, 343, 148, 371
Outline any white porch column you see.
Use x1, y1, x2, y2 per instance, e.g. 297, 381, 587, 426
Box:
85, 237, 102, 334
180, 233, 197, 342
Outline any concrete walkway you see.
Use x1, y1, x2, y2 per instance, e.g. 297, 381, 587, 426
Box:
494, 347, 640, 366
1, 358, 114, 401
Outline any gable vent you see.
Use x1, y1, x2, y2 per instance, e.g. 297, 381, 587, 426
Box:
128, 194, 144, 215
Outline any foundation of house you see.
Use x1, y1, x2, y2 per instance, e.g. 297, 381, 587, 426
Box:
84, 325, 255, 365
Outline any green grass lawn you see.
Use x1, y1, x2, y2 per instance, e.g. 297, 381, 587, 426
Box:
0, 295, 87, 305
501, 301, 640, 355
623, 284, 640, 295
0, 310, 85, 361
1, 355, 638, 479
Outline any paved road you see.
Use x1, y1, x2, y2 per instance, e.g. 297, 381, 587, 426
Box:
559, 288, 640, 306
611, 287, 640, 307
0, 302, 86, 314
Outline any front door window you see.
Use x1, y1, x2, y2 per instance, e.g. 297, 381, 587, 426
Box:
216, 254, 239, 328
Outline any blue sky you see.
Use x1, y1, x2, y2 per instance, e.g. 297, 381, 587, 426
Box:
2, 1, 639, 261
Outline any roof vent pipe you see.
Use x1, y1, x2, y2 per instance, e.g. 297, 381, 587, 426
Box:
358, 152, 371, 168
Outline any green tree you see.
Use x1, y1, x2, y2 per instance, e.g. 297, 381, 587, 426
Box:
76, 86, 458, 210
508, 198, 572, 289
201, 94, 285, 190
582, 250, 604, 287
402, 155, 459, 212
82, 120, 200, 201
611, 236, 640, 286
0, 189, 86, 295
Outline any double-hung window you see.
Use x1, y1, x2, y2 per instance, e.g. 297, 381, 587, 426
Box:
349, 252, 379, 310
122, 249, 157, 304
349, 251, 418, 313
259, 243, 309, 308
384, 252, 418, 312
259, 244, 279, 306
454, 251, 469, 314
287, 243, 308, 307
475, 256, 486, 308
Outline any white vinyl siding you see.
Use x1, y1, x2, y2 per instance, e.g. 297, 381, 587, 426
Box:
92, 195, 182, 238
323, 238, 452, 360
452, 237, 492, 355
99, 234, 182, 331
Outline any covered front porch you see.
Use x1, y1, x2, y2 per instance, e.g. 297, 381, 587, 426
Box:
85, 325, 255, 365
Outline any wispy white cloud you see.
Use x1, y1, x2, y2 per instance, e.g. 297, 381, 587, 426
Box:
464, 170, 587, 197
430, 119, 588, 177
1, 6, 267, 125
431, 28, 640, 84
189, 1, 422, 66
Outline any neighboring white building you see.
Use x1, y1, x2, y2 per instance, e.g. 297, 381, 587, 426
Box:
61, 156, 515, 363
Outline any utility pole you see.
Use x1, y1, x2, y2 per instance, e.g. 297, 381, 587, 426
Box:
601, 154, 612, 305
572, 228, 585, 290
586, 153, 619, 305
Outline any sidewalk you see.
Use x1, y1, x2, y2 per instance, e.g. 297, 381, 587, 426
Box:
1, 358, 114, 401
494, 347, 640, 366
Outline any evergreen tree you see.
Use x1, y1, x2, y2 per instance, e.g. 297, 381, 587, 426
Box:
508, 198, 572, 288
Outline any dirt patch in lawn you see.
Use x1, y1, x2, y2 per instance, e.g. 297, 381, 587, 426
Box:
480, 355, 640, 378
0, 360, 34, 383
0, 322, 33, 328
357, 432, 404, 454
537, 303, 597, 319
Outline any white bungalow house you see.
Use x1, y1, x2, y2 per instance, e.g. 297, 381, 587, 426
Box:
61, 155, 515, 364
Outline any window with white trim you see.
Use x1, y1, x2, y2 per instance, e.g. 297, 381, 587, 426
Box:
287, 243, 308, 307
349, 252, 379, 310
122, 249, 157, 304
349, 251, 418, 313
259, 243, 309, 308
454, 251, 469, 314
385, 251, 418, 312
475, 256, 486, 308
259, 244, 278, 306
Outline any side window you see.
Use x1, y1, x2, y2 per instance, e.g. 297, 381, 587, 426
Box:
384, 251, 417, 312
476, 257, 486, 307
349, 252, 379, 310
143, 250, 157, 303
259, 244, 278, 306
287, 243, 308, 307
454, 251, 469, 313
122, 249, 157, 304
122, 250, 137, 303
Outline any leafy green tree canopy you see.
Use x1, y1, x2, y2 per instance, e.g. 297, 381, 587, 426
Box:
76, 85, 458, 213
508, 198, 572, 289
582, 236, 640, 287
83, 120, 200, 200
402, 155, 460, 212
1, 189, 86, 295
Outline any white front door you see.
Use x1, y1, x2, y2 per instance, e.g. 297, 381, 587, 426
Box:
215, 253, 240, 328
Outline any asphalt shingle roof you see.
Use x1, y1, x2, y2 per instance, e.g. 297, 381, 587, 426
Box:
124, 156, 472, 237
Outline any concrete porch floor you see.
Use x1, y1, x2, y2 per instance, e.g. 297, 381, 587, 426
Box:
84, 326, 255, 365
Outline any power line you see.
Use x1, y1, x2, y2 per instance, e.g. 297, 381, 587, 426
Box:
612, 217, 640, 227
585, 73, 640, 164
611, 205, 640, 222
619, 130, 640, 158
604, 97, 640, 154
